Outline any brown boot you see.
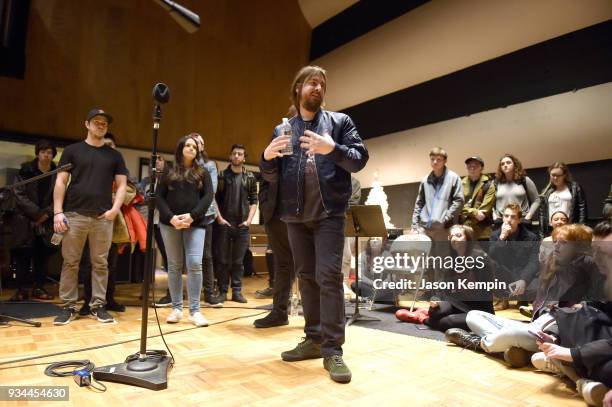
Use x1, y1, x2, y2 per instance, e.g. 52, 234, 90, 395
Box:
504, 347, 531, 368
494, 299, 509, 311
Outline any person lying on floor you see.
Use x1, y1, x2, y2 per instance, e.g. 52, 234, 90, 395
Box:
445, 223, 599, 367
395, 225, 494, 330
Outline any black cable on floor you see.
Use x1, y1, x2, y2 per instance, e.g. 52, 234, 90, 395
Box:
44, 360, 107, 392
149, 288, 176, 366
0, 310, 268, 369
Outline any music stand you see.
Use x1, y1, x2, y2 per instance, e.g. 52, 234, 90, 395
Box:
0, 314, 41, 327
345, 205, 387, 325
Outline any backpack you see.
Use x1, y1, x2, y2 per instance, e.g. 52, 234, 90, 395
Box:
492, 177, 532, 206
468, 178, 492, 208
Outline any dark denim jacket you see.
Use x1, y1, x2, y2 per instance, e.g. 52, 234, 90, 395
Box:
260, 109, 369, 218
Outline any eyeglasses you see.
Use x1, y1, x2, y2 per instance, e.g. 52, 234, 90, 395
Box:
448, 232, 464, 239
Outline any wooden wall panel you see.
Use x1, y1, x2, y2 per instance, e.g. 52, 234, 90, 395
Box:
0, 0, 310, 162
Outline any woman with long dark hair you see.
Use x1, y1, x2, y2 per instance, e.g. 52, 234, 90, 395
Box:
191, 133, 223, 307
493, 154, 540, 226
157, 135, 213, 326
396, 225, 494, 331
539, 162, 587, 238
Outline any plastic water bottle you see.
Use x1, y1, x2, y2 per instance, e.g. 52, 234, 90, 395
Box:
290, 292, 299, 317
51, 218, 69, 245
279, 118, 293, 156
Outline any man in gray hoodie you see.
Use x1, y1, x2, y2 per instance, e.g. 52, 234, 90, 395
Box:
412, 147, 464, 283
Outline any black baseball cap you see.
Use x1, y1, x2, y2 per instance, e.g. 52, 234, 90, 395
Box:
86, 108, 113, 124
465, 156, 484, 166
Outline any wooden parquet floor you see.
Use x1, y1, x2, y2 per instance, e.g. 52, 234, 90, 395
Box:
0, 274, 586, 406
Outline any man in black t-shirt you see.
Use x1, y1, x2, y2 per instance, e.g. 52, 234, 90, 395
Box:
52, 108, 128, 325
214, 144, 258, 304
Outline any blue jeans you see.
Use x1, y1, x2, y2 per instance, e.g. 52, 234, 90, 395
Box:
159, 223, 205, 314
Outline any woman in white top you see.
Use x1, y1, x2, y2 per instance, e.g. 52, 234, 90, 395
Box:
539, 162, 587, 238
493, 154, 540, 225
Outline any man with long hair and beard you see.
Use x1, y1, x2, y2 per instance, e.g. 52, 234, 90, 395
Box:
261, 65, 369, 383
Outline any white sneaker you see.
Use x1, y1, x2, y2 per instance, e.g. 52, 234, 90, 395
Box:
189, 311, 209, 327
166, 308, 183, 324
531, 352, 562, 374
577, 379, 609, 406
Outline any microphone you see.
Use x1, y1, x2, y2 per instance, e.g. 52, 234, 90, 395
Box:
153, 0, 200, 34
152, 83, 170, 104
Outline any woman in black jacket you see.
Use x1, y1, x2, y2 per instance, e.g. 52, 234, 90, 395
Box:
533, 301, 612, 405
396, 225, 495, 331
156, 135, 213, 327
9, 140, 58, 301
539, 162, 587, 238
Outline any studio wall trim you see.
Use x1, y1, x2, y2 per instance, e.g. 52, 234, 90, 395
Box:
356, 82, 612, 188
309, 0, 429, 60
343, 20, 612, 140
315, 0, 612, 110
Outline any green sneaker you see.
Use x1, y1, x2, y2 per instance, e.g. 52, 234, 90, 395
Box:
323, 355, 352, 383
281, 338, 322, 362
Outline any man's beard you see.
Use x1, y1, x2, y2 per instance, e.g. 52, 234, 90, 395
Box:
302, 95, 322, 113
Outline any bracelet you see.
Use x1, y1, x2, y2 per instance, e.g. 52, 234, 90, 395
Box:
54, 212, 63, 215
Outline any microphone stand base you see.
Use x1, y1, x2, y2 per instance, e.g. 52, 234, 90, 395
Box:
93, 356, 172, 391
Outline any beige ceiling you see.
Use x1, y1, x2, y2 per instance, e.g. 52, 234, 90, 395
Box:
297, 0, 357, 28
313, 0, 612, 111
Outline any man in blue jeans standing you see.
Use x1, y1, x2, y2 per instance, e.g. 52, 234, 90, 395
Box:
53, 108, 128, 325
261, 65, 369, 383
214, 144, 258, 304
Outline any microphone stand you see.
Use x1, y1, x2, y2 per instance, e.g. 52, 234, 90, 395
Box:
93, 99, 171, 390
0, 164, 72, 194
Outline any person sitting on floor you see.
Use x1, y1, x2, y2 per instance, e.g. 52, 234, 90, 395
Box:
445, 222, 605, 369
538, 210, 569, 263
517, 210, 571, 319
531, 301, 612, 407
488, 203, 540, 310
395, 225, 495, 331
531, 224, 602, 318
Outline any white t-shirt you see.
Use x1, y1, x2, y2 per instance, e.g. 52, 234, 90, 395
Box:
548, 187, 572, 221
